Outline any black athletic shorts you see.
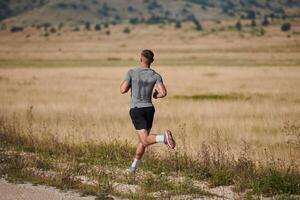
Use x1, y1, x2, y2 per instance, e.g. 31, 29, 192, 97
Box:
129, 106, 155, 130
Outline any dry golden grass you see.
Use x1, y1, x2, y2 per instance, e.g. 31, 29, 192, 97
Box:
0, 24, 300, 167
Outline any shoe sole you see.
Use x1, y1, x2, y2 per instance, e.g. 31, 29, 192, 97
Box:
165, 129, 176, 149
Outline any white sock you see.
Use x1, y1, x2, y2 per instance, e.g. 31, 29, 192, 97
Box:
131, 158, 139, 168
155, 134, 165, 143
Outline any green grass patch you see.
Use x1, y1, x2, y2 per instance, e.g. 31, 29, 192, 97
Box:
1, 56, 300, 68
252, 168, 300, 196
173, 93, 250, 101
0, 59, 136, 68
158, 57, 300, 67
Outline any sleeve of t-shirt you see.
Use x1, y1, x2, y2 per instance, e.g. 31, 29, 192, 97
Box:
124, 70, 131, 82
155, 73, 163, 84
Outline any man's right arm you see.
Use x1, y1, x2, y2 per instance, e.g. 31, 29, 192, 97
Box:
120, 80, 131, 94
120, 70, 131, 94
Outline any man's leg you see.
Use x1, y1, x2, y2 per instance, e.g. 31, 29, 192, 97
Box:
137, 129, 155, 147
129, 129, 165, 172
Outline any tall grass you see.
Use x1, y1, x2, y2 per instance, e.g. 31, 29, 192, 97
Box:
1, 115, 299, 197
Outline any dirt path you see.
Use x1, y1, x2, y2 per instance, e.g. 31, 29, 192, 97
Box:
0, 179, 98, 200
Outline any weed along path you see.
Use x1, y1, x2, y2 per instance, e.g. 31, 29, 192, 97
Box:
0, 179, 99, 200
1, 150, 299, 200
0, 150, 235, 200
0, 138, 299, 199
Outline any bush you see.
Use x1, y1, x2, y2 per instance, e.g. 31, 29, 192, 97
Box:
56, 2, 68, 9
0, 1, 12, 21
10, 26, 24, 32
259, 28, 265, 36
94, 24, 101, 31
127, 5, 135, 12
58, 23, 64, 30
114, 15, 121, 22
186, 14, 202, 31
104, 23, 109, 28
281, 22, 291, 32
246, 10, 256, 19
235, 20, 242, 31
49, 27, 56, 33
0, 23, 7, 30
175, 21, 182, 28
123, 27, 130, 34
42, 23, 51, 31
129, 17, 139, 25
262, 16, 270, 26
73, 27, 80, 32
145, 0, 161, 10
98, 3, 109, 17
251, 19, 256, 27
146, 15, 166, 24
85, 22, 91, 31
193, 19, 203, 31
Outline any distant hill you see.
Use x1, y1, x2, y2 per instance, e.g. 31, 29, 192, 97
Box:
0, 0, 49, 21
1, 0, 300, 27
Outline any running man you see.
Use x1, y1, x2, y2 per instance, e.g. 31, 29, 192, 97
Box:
120, 49, 176, 173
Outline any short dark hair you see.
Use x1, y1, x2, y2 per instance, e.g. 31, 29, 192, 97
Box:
141, 49, 154, 64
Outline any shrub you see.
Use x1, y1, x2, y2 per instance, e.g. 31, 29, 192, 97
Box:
123, 27, 131, 34
85, 22, 91, 31
186, 14, 202, 31
259, 28, 265, 36
98, 3, 109, 17
193, 19, 203, 31
58, 23, 64, 30
73, 27, 80, 32
10, 26, 24, 32
49, 27, 56, 33
175, 21, 182, 28
246, 10, 256, 19
129, 17, 139, 25
114, 15, 121, 22
0, 23, 6, 30
104, 23, 109, 28
146, 15, 166, 24
42, 23, 51, 31
251, 19, 256, 27
94, 24, 101, 31
127, 5, 135, 12
262, 16, 270, 26
56, 2, 68, 9
235, 20, 242, 31
145, 0, 161, 10
281, 22, 291, 32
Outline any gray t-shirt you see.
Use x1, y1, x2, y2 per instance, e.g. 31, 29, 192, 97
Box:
125, 67, 163, 108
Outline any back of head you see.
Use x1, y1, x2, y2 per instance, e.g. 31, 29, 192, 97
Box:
141, 49, 154, 65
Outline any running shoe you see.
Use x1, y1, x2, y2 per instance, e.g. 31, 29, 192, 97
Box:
164, 129, 176, 149
127, 166, 137, 174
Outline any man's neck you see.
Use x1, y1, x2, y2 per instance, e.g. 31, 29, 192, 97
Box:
141, 64, 150, 68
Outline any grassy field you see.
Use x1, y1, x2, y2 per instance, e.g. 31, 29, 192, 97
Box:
0, 24, 300, 198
